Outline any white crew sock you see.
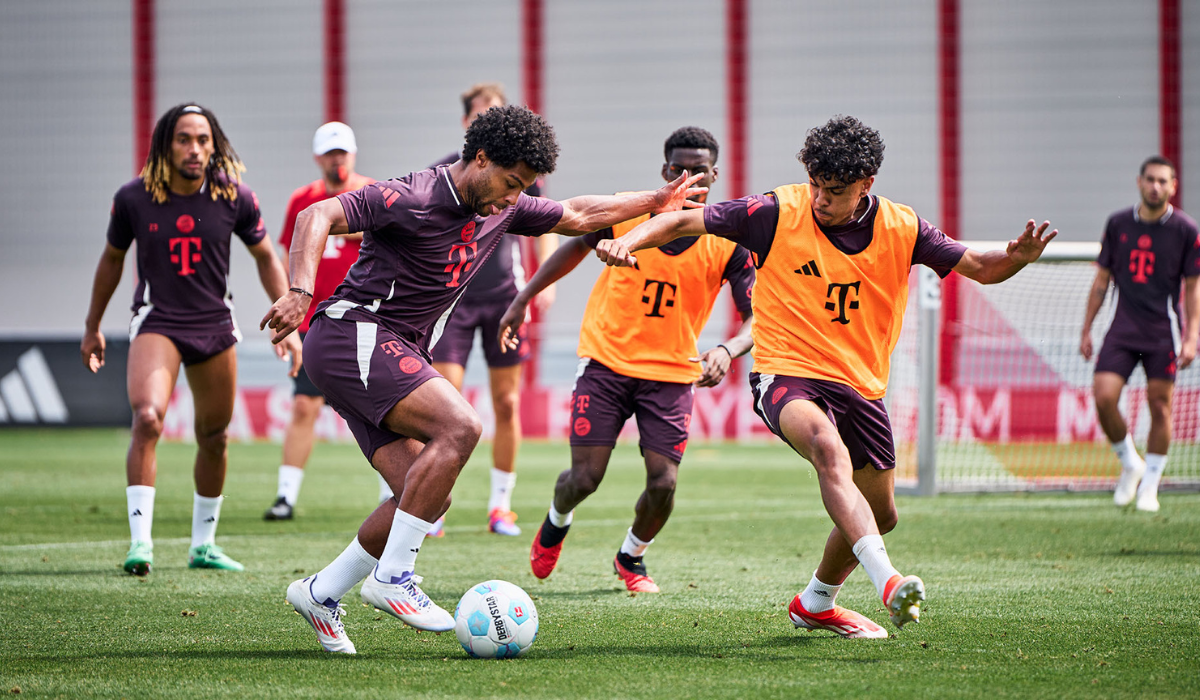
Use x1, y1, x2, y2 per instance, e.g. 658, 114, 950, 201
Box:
619, 528, 653, 557
1139, 453, 1167, 498
852, 534, 901, 599
375, 508, 433, 582
310, 537, 378, 605
548, 502, 573, 528
126, 485, 155, 544
1112, 433, 1143, 471
378, 473, 394, 503
488, 468, 517, 513
276, 465, 304, 505
799, 571, 843, 614
191, 493, 224, 548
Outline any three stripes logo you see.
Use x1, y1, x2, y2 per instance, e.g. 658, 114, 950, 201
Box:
0, 347, 68, 424
794, 260, 822, 277
377, 183, 402, 209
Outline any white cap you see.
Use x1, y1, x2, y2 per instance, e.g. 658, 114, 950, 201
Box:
312, 121, 357, 155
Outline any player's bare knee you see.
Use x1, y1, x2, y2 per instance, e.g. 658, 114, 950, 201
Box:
492, 391, 519, 424
567, 467, 603, 497
808, 434, 851, 479
875, 506, 899, 534
442, 412, 482, 462
194, 425, 229, 455
131, 405, 164, 442
645, 475, 677, 502
292, 395, 323, 422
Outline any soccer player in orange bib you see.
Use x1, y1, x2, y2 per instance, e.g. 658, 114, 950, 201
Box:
594, 115, 1056, 635
499, 127, 755, 592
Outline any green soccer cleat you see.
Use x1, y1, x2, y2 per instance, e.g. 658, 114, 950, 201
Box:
123, 540, 154, 576
187, 543, 245, 571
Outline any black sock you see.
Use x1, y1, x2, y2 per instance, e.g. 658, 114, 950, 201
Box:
539, 516, 570, 548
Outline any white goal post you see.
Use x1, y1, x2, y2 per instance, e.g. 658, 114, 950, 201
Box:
890, 241, 1200, 495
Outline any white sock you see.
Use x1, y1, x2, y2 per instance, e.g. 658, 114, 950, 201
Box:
1139, 453, 1167, 498
1112, 433, 1142, 471
548, 502, 573, 528
375, 509, 433, 582
488, 468, 517, 512
126, 485, 155, 544
310, 537, 378, 605
799, 571, 843, 614
852, 534, 900, 599
378, 473, 394, 503
191, 493, 224, 548
276, 465, 304, 505
619, 528, 653, 557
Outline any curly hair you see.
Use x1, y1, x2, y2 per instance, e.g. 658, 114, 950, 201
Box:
461, 105, 559, 175
798, 115, 884, 184
664, 126, 719, 163
141, 103, 244, 204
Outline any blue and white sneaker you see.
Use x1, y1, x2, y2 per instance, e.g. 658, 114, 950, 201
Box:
360, 569, 454, 632
286, 576, 355, 654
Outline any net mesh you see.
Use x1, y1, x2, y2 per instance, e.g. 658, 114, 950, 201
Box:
890, 256, 1200, 492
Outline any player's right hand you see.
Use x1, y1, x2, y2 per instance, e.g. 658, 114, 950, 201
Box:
81, 330, 105, 373
498, 298, 530, 354
260, 291, 310, 344
1079, 333, 1093, 361
595, 238, 637, 267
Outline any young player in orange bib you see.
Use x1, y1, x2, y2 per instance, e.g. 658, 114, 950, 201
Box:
594, 115, 1056, 635
499, 127, 755, 592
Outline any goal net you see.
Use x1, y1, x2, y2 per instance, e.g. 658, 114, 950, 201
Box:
890, 241, 1200, 493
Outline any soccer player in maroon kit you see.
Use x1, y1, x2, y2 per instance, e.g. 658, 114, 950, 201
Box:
263, 121, 390, 520
425, 83, 559, 538
263, 105, 705, 654
82, 104, 302, 576
1081, 156, 1200, 512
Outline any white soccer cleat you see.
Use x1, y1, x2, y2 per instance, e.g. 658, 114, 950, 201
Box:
286, 577, 356, 654
1135, 492, 1160, 512
883, 574, 925, 630
360, 569, 454, 633
788, 595, 888, 639
1113, 459, 1145, 507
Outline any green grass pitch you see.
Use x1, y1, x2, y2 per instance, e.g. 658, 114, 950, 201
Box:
1, 428, 1198, 698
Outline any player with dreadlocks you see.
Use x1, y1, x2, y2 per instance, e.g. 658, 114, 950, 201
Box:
82, 103, 302, 576
261, 105, 707, 654
593, 114, 1057, 638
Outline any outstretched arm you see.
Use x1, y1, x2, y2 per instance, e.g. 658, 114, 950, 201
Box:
81, 243, 127, 373
550, 172, 706, 236
1182, 276, 1200, 369
498, 236, 592, 353
953, 220, 1058, 285
260, 197, 351, 343
593, 208, 709, 267
1079, 266, 1111, 361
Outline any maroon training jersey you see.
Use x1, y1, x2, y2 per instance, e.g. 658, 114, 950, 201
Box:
430, 152, 544, 301
1097, 205, 1200, 350
106, 177, 267, 338
320, 165, 564, 355
703, 193, 967, 277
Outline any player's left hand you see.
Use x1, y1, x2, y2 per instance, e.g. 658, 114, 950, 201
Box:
1181, 339, 1197, 370
1007, 220, 1058, 264
260, 291, 310, 344
498, 298, 530, 354
595, 238, 637, 267
652, 171, 708, 214
691, 345, 734, 388
275, 332, 303, 378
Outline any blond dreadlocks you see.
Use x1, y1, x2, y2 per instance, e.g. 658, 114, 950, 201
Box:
141, 103, 245, 204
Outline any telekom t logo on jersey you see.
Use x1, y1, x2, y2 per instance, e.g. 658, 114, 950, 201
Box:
825, 281, 861, 325
169, 237, 202, 276
642, 280, 677, 317
1129, 234, 1155, 283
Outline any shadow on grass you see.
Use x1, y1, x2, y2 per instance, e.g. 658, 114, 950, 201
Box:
1107, 548, 1199, 558
0, 569, 127, 577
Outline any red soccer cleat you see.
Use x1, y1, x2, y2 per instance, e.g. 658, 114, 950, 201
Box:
788, 595, 888, 639
883, 574, 926, 629
613, 554, 660, 593
530, 525, 565, 579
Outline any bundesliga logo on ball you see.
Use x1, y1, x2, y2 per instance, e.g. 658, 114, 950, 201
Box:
454, 580, 539, 659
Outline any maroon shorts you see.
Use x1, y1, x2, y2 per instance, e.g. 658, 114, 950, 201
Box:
1094, 336, 1177, 381
135, 324, 238, 366
303, 314, 443, 460
430, 295, 528, 369
569, 358, 694, 463
749, 372, 896, 471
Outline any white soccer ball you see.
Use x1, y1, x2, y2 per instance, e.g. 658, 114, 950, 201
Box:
454, 580, 539, 659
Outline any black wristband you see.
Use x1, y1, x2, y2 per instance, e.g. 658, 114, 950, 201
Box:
289, 287, 313, 298
716, 343, 733, 359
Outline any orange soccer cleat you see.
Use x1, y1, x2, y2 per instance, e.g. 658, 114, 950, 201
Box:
787, 595, 887, 639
